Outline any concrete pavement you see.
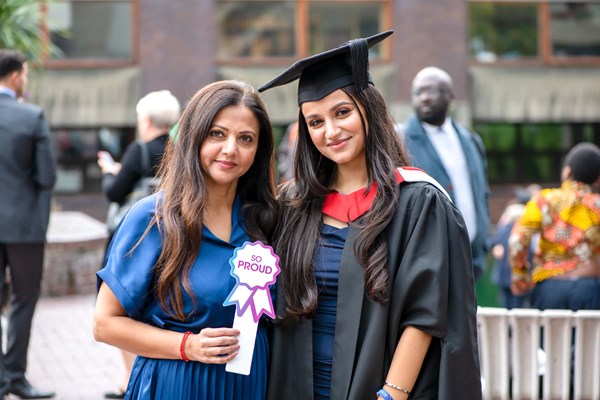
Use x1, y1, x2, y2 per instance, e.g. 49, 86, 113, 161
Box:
5, 294, 122, 400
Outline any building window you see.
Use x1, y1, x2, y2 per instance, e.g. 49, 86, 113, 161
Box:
477, 122, 600, 184
468, 3, 539, 62
468, 0, 600, 65
307, 2, 384, 55
218, 2, 295, 59
42, 0, 137, 67
217, 0, 391, 63
550, 3, 600, 58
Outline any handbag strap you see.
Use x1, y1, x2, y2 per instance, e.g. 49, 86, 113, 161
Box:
139, 141, 151, 178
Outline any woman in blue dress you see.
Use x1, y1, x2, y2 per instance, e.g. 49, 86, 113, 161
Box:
93, 80, 278, 399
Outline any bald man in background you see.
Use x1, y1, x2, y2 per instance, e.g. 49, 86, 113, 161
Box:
401, 67, 490, 280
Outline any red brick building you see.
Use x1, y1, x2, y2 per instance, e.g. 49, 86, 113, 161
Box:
29, 0, 600, 221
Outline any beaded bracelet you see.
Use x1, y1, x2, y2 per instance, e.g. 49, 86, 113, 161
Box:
180, 331, 193, 362
376, 388, 394, 400
385, 381, 411, 396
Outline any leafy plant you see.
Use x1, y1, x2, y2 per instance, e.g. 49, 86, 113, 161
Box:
0, 0, 63, 63
0, 0, 45, 61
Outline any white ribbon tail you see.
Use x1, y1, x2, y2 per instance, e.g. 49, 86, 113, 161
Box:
251, 288, 275, 321
224, 285, 254, 316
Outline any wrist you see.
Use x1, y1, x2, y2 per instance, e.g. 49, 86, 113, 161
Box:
384, 386, 409, 399
384, 381, 411, 399
180, 331, 192, 362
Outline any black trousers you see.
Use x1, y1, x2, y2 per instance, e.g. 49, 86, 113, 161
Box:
0, 243, 44, 383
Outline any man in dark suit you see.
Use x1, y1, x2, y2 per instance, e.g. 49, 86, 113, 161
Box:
0, 50, 56, 399
402, 66, 489, 280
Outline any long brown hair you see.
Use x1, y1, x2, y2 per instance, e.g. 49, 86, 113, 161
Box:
152, 80, 277, 320
275, 84, 409, 318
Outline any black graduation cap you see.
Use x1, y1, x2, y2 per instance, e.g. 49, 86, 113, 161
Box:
258, 30, 393, 105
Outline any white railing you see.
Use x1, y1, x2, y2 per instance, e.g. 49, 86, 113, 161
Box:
477, 307, 600, 400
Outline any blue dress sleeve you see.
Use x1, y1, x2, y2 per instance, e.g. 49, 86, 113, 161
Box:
97, 194, 163, 320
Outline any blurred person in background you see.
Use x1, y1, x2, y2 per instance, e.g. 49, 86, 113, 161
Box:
402, 66, 490, 281
490, 184, 540, 309
276, 121, 298, 182
510, 143, 600, 311
0, 49, 56, 399
97, 89, 180, 399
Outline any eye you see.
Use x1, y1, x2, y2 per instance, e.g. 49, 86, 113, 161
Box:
307, 118, 323, 128
335, 108, 351, 117
209, 129, 224, 138
239, 135, 254, 144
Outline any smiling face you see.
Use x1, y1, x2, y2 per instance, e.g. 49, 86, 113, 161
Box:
200, 104, 260, 190
301, 89, 367, 168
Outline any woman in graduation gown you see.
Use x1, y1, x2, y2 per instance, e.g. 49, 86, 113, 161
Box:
258, 31, 481, 400
93, 80, 278, 399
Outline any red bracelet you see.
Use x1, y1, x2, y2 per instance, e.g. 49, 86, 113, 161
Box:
180, 331, 192, 362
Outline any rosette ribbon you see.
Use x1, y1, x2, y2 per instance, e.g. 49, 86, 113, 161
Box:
223, 241, 280, 375
224, 283, 275, 323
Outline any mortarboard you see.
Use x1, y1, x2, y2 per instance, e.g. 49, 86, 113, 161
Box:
258, 30, 393, 105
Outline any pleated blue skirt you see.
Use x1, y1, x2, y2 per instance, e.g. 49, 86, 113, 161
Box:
125, 327, 269, 399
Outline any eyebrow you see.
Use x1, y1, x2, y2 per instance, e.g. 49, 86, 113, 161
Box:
211, 124, 257, 136
304, 100, 354, 120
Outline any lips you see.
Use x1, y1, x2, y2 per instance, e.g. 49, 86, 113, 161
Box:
327, 137, 350, 149
215, 160, 237, 169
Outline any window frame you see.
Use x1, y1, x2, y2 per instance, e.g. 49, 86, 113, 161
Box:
40, 0, 139, 69
216, 0, 393, 67
476, 121, 600, 184
468, 0, 600, 66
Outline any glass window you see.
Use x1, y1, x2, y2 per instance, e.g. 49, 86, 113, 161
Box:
217, 1, 295, 59
521, 124, 563, 151
550, 2, 600, 57
468, 3, 538, 62
469, 1, 600, 64
308, 2, 385, 55
477, 123, 519, 183
216, 1, 389, 60
476, 122, 600, 184
47, 1, 133, 61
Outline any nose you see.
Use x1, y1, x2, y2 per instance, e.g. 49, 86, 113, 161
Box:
324, 118, 340, 139
222, 136, 237, 155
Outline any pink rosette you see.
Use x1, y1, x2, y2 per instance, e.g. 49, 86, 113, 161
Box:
223, 241, 280, 323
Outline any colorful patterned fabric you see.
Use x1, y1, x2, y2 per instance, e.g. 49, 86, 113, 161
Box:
509, 180, 600, 285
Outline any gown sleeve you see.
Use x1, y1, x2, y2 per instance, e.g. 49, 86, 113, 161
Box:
389, 182, 481, 398
390, 182, 471, 337
97, 194, 163, 320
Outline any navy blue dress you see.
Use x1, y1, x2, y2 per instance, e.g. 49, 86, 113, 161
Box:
97, 193, 269, 400
313, 224, 349, 400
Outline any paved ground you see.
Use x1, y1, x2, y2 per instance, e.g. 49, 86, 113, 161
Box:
0, 195, 122, 399
5, 294, 122, 400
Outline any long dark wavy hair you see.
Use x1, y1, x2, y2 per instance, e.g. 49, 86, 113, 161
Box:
149, 80, 277, 320
275, 84, 409, 319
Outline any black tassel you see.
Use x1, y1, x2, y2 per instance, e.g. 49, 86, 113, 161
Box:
348, 38, 369, 91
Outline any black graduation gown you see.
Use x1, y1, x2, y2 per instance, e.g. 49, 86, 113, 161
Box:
267, 181, 482, 400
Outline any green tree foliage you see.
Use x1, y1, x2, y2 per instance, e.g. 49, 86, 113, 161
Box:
0, 0, 44, 61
